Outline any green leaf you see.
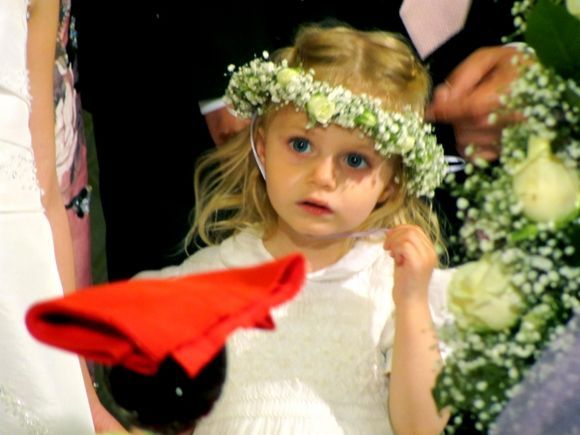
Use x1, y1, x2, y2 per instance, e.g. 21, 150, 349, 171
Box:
510, 223, 539, 242
525, 0, 580, 82
562, 218, 580, 266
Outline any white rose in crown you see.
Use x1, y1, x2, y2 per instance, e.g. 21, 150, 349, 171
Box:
513, 134, 579, 223
306, 95, 336, 124
276, 68, 300, 87
448, 255, 525, 331
567, 0, 580, 19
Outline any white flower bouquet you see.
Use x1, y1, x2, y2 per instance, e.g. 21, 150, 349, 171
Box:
433, 0, 580, 432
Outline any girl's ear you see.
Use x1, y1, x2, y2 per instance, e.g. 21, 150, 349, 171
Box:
377, 183, 395, 205
255, 126, 267, 166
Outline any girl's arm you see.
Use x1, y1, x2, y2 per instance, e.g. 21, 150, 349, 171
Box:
28, 2, 127, 431
384, 225, 450, 435
27, 0, 76, 294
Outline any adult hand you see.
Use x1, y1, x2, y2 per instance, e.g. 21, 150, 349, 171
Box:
204, 107, 250, 147
426, 45, 523, 161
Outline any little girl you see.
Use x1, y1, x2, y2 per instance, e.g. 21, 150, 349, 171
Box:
139, 25, 451, 434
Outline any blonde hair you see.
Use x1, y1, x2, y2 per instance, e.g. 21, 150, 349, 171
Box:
187, 25, 444, 255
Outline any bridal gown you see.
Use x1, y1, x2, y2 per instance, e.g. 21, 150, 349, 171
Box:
0, 0, 93, 433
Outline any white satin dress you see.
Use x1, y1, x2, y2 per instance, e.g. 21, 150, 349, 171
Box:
0, 1, 93, 433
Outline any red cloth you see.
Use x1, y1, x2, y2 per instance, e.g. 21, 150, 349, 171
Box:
26, 254, 305, 377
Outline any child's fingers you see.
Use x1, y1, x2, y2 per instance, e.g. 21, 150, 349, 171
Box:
386, 226, 438, 304
389, 240, 415, 266
388, 239, 425, 267
383, 225, 429, 253
383, 225, 436, 267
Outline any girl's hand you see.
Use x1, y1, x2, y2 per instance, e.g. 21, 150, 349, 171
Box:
383, 225, 437, 306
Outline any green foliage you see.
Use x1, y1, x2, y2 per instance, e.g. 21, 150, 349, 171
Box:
525, 0, 580, 82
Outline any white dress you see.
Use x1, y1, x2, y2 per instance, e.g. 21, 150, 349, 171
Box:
138, 230, 453, 434
0, 1, 93, 433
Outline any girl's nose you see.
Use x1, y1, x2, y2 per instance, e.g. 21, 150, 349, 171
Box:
308, 156, 337, 189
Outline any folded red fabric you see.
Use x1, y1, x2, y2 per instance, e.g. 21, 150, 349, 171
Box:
26, 254, 305, 377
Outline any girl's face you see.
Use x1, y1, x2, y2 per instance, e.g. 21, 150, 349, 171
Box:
256, 106, 395, 241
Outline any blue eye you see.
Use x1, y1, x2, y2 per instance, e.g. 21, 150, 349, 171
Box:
345, 153, 369, 169
290, 137, 311, 153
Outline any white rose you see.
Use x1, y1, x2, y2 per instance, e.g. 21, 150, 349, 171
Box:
448, 256, 524, 331
306, 95, 335, 124
566, 0, 580, 19
513, 135, 579, 223
276, 68, 300, 87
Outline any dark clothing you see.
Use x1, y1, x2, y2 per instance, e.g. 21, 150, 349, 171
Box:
78, 4, 214, 279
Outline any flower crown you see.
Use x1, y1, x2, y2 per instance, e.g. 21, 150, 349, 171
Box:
225, 54, 447, 197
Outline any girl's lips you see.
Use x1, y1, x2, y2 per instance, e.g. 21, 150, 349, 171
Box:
298, 200, 333, 216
